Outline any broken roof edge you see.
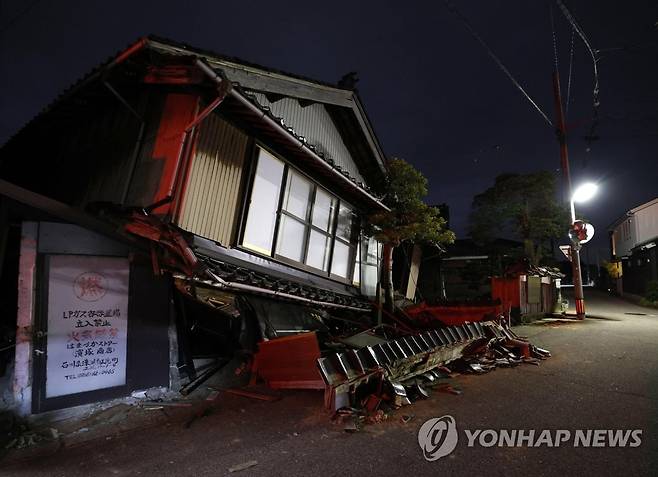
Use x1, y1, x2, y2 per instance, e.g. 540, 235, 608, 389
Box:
208, 72, 390, 212
0, 178, 141, 248
351, 91, 388, 175
190, 58, 390, 212
2, 35, 389, 193
147, 36, 388, 175
0, 36, 151, 150
147, 35, 352, 95
180, 273, 370, 313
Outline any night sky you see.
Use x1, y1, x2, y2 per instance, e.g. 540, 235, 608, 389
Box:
1, 0, 656, 262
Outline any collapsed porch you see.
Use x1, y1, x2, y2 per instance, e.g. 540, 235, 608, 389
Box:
1, 180, 549, 434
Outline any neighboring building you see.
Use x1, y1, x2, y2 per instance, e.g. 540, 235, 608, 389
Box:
491, 262, 563, 322
609, 198, 658, 296
405, 237, 561, 323
0, 36, 388, 415
415, 238, 523, 303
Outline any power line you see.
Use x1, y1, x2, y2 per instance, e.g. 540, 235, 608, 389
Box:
565, 30, 575, 118
596, 42, 658, 55
443, 0, 554, 128
549, 1, 576, 119
555, 0, 600, 151
0, 0, 44, 34
555, 0, 599, 94
550, 3, 560, 73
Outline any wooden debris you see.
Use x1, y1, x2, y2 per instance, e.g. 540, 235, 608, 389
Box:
223, 388, 280, 402
228, 460, 258, 473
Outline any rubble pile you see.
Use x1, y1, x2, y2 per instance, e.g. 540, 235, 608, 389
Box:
315, 319, 550, 429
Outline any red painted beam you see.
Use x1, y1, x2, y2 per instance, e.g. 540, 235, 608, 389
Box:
149, 94, 199, 215
110, 37, 148, 67
143, 64, 205, 85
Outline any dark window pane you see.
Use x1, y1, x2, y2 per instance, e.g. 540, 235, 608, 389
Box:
336, 204, 353, 241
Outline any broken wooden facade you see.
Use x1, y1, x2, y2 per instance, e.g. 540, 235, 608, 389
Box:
0, 36, 389, 415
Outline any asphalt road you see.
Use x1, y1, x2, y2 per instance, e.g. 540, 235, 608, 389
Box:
3, 290, 658, 476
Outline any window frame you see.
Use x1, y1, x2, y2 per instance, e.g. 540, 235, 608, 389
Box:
328, 204, 358, 281
353, 234, 382, 292
239, 144, 359, 284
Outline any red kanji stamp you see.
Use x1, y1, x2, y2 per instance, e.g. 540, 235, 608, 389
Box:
73, 272, 107, 302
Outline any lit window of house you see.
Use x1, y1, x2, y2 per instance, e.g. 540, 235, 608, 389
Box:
242, 147, 358, 281
353, 236, 381, 297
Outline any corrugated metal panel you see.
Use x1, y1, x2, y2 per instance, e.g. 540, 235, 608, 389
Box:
177, 114, 248, 245
249, 92, 364, 183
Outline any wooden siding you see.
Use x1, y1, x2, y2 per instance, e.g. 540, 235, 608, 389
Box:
248, 92, 365, 183
177, 114, 248, 245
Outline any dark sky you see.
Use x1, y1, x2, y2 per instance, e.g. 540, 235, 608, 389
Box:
1, 0, 657, 262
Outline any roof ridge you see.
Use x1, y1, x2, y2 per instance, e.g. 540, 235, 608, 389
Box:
146, 34, 353, 93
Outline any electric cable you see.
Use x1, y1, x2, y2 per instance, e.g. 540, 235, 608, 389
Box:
443, 0, 554, 128
555, 0, 600, 151
566, 30, 575, 118
0, 0, 44, 34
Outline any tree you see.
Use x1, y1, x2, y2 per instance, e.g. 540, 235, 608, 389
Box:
469, 172, 569, 266
368, 158, 455, 311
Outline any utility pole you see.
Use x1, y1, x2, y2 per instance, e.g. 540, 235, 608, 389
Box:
552, 72, 586, 319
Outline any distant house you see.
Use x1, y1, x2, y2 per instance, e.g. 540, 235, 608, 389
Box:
0, 36, 388, 414
414, 238, 523, 303
609, 198, 658, 296
398, 237, 562, 323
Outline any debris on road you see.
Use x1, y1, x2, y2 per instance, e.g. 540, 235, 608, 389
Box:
314, 318, 549, 427
400, 414, 415, 423
220, 387, 281, 402
138, 401, 193, 408
228, 460, 259, 473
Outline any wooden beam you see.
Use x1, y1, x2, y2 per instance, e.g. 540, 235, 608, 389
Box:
148, 40, 354, 107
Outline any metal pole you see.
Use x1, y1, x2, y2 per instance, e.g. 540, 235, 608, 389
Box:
552, 72, 586, 319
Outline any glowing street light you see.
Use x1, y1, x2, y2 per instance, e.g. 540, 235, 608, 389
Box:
567, 182, 598, 320
570, 182, 598, 222
572, 182, 598, 203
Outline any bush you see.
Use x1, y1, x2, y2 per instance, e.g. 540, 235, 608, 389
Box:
645, 280, 658, 303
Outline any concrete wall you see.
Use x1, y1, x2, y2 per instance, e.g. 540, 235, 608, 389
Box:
612, 217, 636, 258
10, 221, 171, 415
12, 222, 38, 415
634, 200, 658, 246
612, 200, 658, 258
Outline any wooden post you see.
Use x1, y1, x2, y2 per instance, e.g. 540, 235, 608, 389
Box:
382, 242, 395, 313
552, 71, 585, 319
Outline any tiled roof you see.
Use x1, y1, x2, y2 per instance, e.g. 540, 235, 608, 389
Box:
198, 254, 372, 311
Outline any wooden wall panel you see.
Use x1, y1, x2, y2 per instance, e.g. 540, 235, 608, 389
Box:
177, 115, 248, 246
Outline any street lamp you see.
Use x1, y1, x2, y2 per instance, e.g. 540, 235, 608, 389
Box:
571, 182, 598, 222
552, 64, 597, 320
569, 182, 598, 320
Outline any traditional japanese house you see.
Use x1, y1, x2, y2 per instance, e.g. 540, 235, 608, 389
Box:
0, 36, 388, 415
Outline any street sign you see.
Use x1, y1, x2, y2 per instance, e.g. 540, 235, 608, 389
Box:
569, 220, 595, 245
559, 245, 572, 262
